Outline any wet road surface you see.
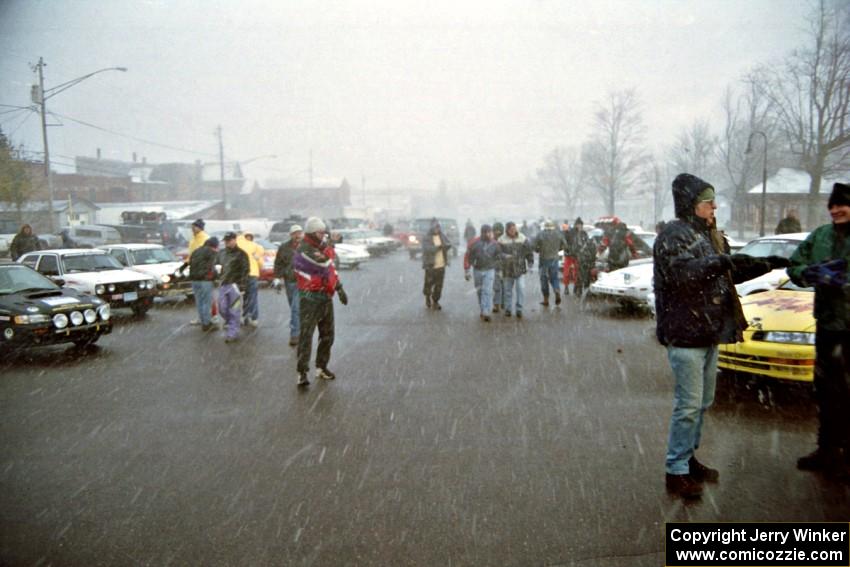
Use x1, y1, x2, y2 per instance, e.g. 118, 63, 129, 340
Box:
1, 252, 847, 566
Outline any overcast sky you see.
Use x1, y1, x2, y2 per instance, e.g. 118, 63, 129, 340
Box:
0, 0, 811, 191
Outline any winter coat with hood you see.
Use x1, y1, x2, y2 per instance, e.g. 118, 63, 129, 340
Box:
10, 225, 41, 261
654, 174, 769, 348
498, 225, 533, 278
294, 233, 339, 298
421, 225, 452, 269
465, 225, 501, 271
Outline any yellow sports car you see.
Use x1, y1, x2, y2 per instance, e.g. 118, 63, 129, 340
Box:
718, 279, 815, 382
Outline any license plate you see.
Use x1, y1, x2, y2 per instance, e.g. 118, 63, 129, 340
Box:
124, 291, 138, 302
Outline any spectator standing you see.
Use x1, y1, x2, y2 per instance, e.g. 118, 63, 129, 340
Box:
498, 221, 533, 318
9, 224, 41, 260
534, 220, 566, 307
775, 210, 803, 235
274, 225, 304, 346
654, 173, 783, 499
187, 219, 209, 257
787, 182, 850, 481
600, 219, 636, 272
218, 232, 250, 343
464, 224, 500, 322
564, 217, 594, 297
492, 222, 505, 313
237, 232, 264, 327
421, 219, 452, 310
293, 217, 348, 387
178, 236, 219, 331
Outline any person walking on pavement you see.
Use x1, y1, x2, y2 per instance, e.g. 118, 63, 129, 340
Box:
9, 224, 41, 261
274, 225, 304, 346
293, 217, 349, 387
177, 236, 219, 331
237, 232, 264, 327
491, 222, 505, 313
787, 182, 850, 481
464, 224, 500, 322
421, 218, 452, 310
564, 217, 595, 297
463, 219, 476, 244
534, 219, 566, 307
654, 173, 787, 499
218, 232, 250, 343
498, 221, 533, 318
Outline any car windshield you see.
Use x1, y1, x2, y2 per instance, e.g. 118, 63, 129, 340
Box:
737, 239, 801, 258
0, 265, 59, 295
62, 253, 123, 273
131, 247, 178, 264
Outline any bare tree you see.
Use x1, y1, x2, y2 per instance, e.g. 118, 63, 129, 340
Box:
0, 129, 32, 224
582, 88, 648, 215
536, 146, 584, 218
639, 155, 670, 227
670, 119, 717, 178
715, 81, 779, 237
755, 0, 850, 228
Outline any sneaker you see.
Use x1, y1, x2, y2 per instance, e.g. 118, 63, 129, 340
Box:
516, 312, 523, 319
505, 310, 512, 317
189, 318, 201, 326
289, 336, 298, 347
555, 292, 562, 305
688, 456, 719, 483
201, 323, 213, 332
432, 300, 442, 311
482, 315, 491, 322
665, 473, 703, 499
493, 305, 500, 313
224, 336, 239, 343
316, 367, 336, 380
297, 372, 310, 387
797, 447, 844, 472
540, 297, 550, 307
248, 319, 259, 328
425, 296, 432, 309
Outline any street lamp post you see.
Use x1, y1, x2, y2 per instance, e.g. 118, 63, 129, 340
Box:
746, 131, 768, 237
34, 58, 127, 232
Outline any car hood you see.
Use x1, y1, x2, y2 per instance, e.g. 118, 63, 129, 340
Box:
62, 269, 151, 287
130, 262, 183, 278
0, 289, 97, 313
735, 268, 787, 295
596, 262, 654, 285
739, 289, 815, 332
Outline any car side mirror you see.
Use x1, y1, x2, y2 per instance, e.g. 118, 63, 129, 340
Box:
53, 277, 65, 287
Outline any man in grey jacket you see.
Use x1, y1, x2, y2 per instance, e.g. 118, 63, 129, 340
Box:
533, 220, 567, 307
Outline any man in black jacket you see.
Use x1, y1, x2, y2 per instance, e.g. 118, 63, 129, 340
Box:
274, 225, 303, 345
654, 173, 788, 499
218, 232, 250, 343
421, 219, 452, 310
178, 236, 219, 331
10, 224, 41, 260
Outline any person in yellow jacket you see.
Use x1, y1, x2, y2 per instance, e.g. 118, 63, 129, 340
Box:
237, 232, 265, 327
186, 219, 210, 325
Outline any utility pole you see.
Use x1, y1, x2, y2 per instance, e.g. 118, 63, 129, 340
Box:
35, 57, 55, 232
217, 126, 226, 219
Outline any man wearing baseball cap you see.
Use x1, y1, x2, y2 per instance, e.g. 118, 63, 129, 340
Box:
218, 231, 250, 343
274, 224, 304, 346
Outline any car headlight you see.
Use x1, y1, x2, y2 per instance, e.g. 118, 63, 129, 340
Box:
95, 284, 106, 295
53, 313, 69, 329
161, 274, 171, 283
84, 309, 97, 323
408, 235, 417, 243
70, 311, 84, 326
759, 331, 815, 345
13, 314, 50, 324
107, 284, 116, 293
97, 304, 111, 321
147, 280, 156, 289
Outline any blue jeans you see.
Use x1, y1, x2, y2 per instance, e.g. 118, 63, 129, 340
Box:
493, 272, 504, 307
191, 281, 213, 326
539, 258, 560, 297
284, 281, 300, 338
666, 345, 718, 475
243, 276, 259, 322
502, 275, 525, 314
473, 269, 495, 315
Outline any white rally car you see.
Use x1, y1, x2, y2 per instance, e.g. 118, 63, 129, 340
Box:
18, 249, 158, 316
101, 243, 193, 298
589, 259, 655, 307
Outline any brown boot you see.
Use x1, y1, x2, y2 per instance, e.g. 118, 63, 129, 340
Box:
540, 296, 550, 307
665, 473, 703, 499
688, 456, 719, 483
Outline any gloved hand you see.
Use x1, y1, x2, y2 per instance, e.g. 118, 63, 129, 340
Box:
802, 258, 848, 287
764, 255, 791, 270
337, 286, 349, 305
464, 271, 471, 282
728, 254, 771, 273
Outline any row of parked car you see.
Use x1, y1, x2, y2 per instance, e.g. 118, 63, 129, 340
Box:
588, 232, 815, 384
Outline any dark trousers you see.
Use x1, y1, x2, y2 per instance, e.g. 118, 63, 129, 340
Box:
814, 328, 850, 449
297, 294, 335, 373
423, 267, 445, 302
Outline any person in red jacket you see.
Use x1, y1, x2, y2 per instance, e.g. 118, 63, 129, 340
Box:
293, 217, 348, 387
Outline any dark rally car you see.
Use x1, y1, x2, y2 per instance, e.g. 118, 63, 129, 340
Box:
0, 263, 112, 351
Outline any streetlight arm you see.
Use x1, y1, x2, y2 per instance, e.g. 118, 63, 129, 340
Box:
43, 67, 127, 101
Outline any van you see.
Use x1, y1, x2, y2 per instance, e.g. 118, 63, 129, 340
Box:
62, 225, 123, 248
